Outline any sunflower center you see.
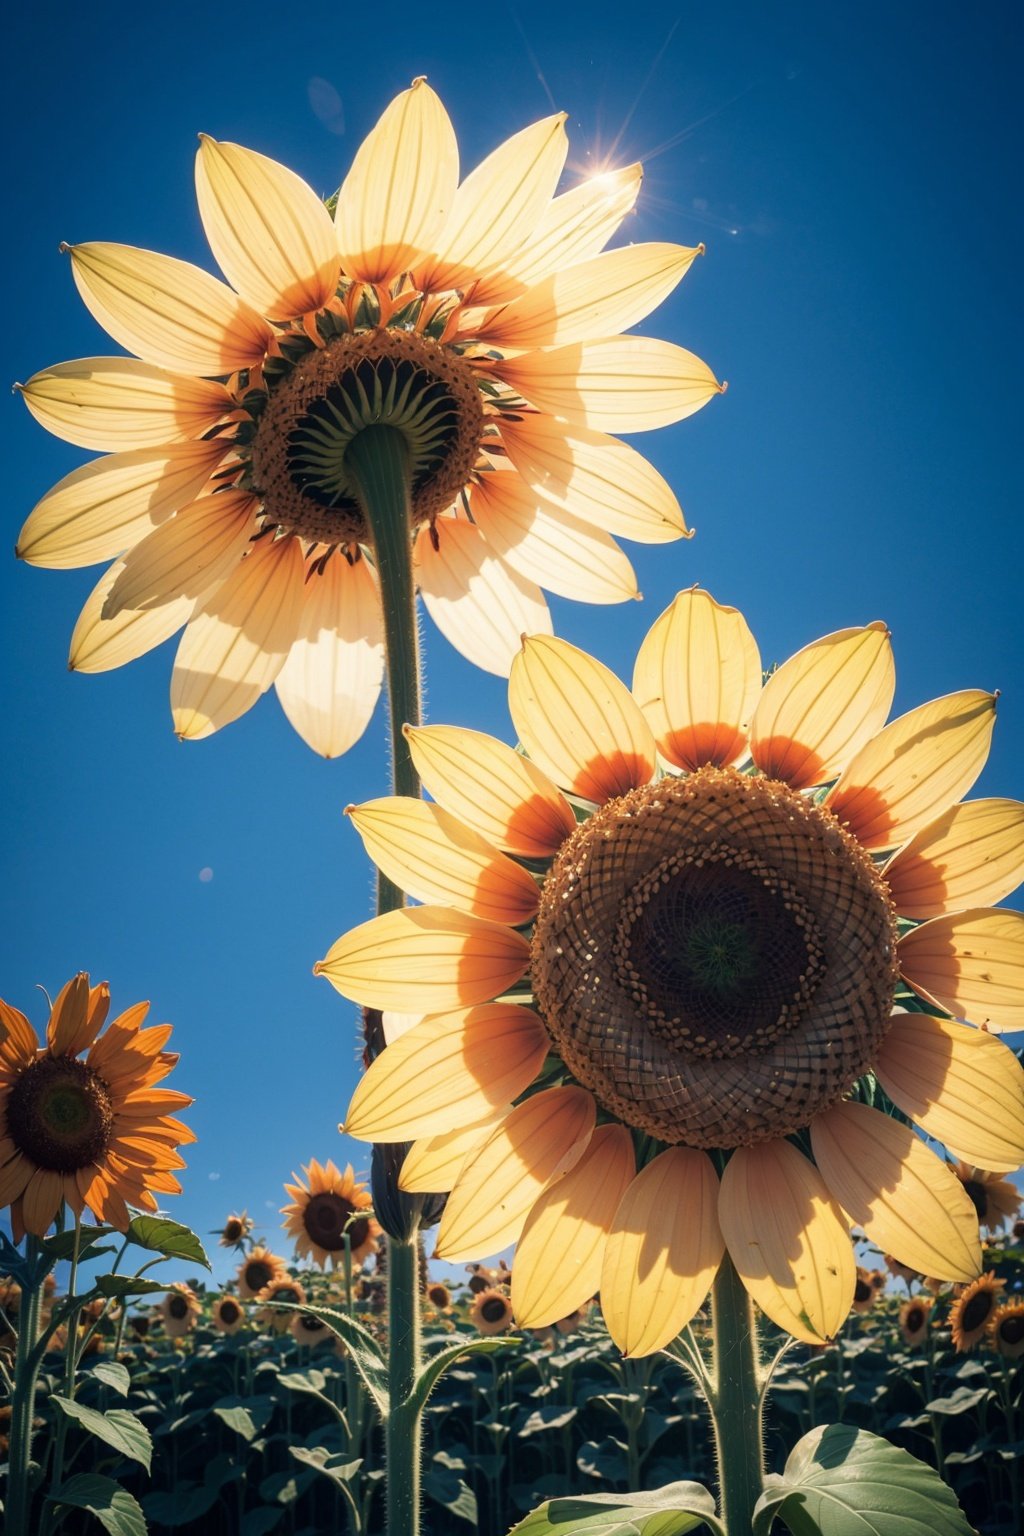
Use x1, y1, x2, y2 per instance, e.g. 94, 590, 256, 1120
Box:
962, 1180, 989, 1220
251, 330, 483, 546
854, 1278, 872, 1304
962, 1292, 995, 1332
219, 1299, 241, 1325
480, 1297, 508, 1324
244, 1260, 273, 1292
301, 1191, 369, 1252
297, 1314, 325, 1334
531, 766, 899, 1149
999, 1314, 1024, 1345
223, 1219, 243, 1241
6, 1055, 114, 1172
906, 1304, 925, 1331
167, 1295, 189, 1321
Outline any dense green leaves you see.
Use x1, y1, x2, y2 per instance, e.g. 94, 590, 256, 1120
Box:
273, 1302, 390, 1415
51, 1397, 153, 1471
508, 1482, 722, 1535
409, 1335, 520, 1420
126, 1215, 210, 1268
48, 1474, 147, 1536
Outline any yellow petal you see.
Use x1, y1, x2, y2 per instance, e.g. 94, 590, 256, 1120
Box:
47, 973, 93, 1056
418, 114, 568, 292
898, 908, 1024, 1032
749, 622, 894, 789
415, 518, 552, 676
405, 724, 576, 858
344, 1004, 550, 1141
826, 691, 998, 852
274, 551, 383, 758
811, 1100, 981, 1282
382, 1009, 422, 1044
493, 337, 723, 433
719, 1141, 855, 1345
17, 357, 236, 452
399, 1111, 507, 1194
17, 439, 231, 569
0, 1000, 39, 1062
103, 488, 258, 616
884, 799, 1024, 917
509, 634, 657, 802
512, 1125, 635, 1328
633, 589, 762, 771
68, 242, 275, 375
497, 411, 687, 544
315, 906, 531, 1012
874, 1011, 1024, 1173
171, 535, 305, 739
335, 80, 458, 284
347, 797, 540, 924
435, 1086, 596, 1260
475, 243, 701, 350
195, 136, 341, 319
468, 472, 638, 605
601, 1148, 723, 1357
70, 559, 198, 673
470, 163, 643, 306
22, 1168, 65, 1237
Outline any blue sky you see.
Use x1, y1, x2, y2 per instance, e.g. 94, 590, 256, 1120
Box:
3, 1, 1021, 1282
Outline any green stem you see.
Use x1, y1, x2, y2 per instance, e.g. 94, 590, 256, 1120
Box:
385, 1238, 422, 1536
6, 1241, 46, 1536
709, 1254, 765, 1535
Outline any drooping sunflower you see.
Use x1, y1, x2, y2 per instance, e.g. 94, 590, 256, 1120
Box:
218, 1211, 254, 1249
0, 974, 194, 1237
952, 1163, 1020, 1231
950, 1273, 1005, 1352
236, 1244, 288, 1300
16, 81, 721, 757
281, 1158, 379, 1268
470, 1288, 514, 1336
159, 1283, 201, 1339
851, 1268, 879, 1315
322, 588, 1024, 1355
212, 1295, 245, 1335
899, 1296, 933, 1348
989, 1299, 1024, 1360
255, 1276, 306, 1333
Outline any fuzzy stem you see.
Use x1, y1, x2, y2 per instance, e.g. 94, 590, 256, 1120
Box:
384, 1238, 422, 1535
710, 1254, 766, 1535
6, 1241, 45, 1536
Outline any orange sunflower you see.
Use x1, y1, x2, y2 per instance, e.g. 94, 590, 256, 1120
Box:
470, 1288, 514, 1336
952, 1163, 1020, 1231
899, 1296, 933, 1347
16, 80, 720, 756
255, 1276, 306, 1333
235, 1244, 288, 1300
281, 1158, 379, 1268
217, 1211, 253, 1248
0, 974, 194, 1237
212, 1295, 246, 1335
950, 1273, 1005, 1352
322, 588, 1024, 1355
159, 1283, 201, 1339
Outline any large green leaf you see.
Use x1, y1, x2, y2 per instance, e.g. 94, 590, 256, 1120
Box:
289, 1446, 363, 1486
424, 1466, 479, 1526
408, 1335, 519, 1421
752, 1425, 976, 1536
51, 1397, 153, 1472
43, 1224, 115, 1261
212, 1395, 276, 1442
278, 1370, 346, 1425
95, 1275, 169, 1299
126, 1215, 210, 1268
48, 1474, 147, 1536
508, 1482, 722, 1535
91, 1360, 131, 1398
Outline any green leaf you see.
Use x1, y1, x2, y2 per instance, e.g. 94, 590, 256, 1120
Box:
270, 1302, 389, 1416
241, 1509, 283, 1536
144, 1484, 220, 1527
51, 1397, 153, 1472
91, 1361, 131, 1398
508, 1482, 722, 1535
925, 1385, 993, 1416
277, 1370, 346, 1425
48, 1473, 147, 1536
126, 1215, 210, 1268
43, 1224, 116, 1261
289, 1446, 363, 1486
423, 1467, 479, 1525
94, 1275, 169, 1299
212, 1395, 276, 1442
408, 1335, 520, 1421
751, 1424, 977, 1536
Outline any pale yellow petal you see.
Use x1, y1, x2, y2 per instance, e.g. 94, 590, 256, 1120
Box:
811, 1100, 981, 1282
195, 136, 341, 318
17, 439, 231, 569
335, 80, 458, 284
898, 908, 1024, 1032
633, 589, 762, 771
69, 559, 199, 673
493, 337, 723, 433
874, 1012, 1024, 1173
344, 1004, 550, 1141
418, 114, 568, 292
274, 550, 383, 758
315, 906, 531, 1012
103, 488, 258, 616
601, 1148, 723, 1358
826, 692, 999, 851
17, 357, 236, 452
68, 242, 275, 375
512, 1125, 635, 1328
497, 411, 687, 544
347, 797, 540, 924
749, 622, 894, 789
399, 1111, 507, 1194
415, 519, 552, 676
405, 724, 576, 858
719, 1141, 855, 1345
509, 634, 657, 802
171, 534, 306, 739
468, 472, 637, 604
884, 799, 1024, 917
434, 1086, 596, 1260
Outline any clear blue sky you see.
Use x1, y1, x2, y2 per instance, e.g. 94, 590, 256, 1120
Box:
3, 1, 1021, 1282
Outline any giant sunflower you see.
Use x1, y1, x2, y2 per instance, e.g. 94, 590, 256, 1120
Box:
320, 588, 1024, 1355
0, 974, 194, 1237
16, 80, 720, 756
280, 1157, 380, 1268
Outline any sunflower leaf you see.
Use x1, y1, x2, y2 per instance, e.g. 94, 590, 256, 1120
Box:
507, 1480, 722, 1534
95, 1275, 170, 1299
43, 1223, 115, 1262
51, 1397, 153, 1472
751, 1424, 976, 1536
407, 1336, 520, 1423
125, 1216, 211, 1269
269, 1302, 389, 1416
48, 1474, 147, 1536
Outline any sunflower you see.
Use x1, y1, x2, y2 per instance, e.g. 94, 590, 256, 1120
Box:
852, 1268, 879, 1315
159, 1283, 201, 1339
466, 1263, 498, 1295
323, 588, 1024, 1355
426, 1282, 452, 1312
218, 1211, 253, 1249
470, 1288, 514, 1336
16, 81, 721, 757
953, 1163, 1020, 1231
555, 1301, 593, 1335
281, 1158, 379, 1268
899, 1296, 933, 1348
989, 1299, 1024, 1360
256, 1276, 307, 1333
290, 1311, 331, 1347
212, 1295, 245, 1335
236, 1244, 288, 1300
950, 1273, 1005, 1352
0, 974, 195, 1237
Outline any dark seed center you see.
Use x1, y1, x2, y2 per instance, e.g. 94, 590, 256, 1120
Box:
962, 1292, 994, 1332
963, 1180, 989, 1220
480, 1297, 508, 1324
302, 1192, 369, 1252
167, 1295, 189, 1320
998, 1314, 1024, 1345
7, 1055, 114, 1173
219, 1300, 240, 1324
244, 1261, 273, 1292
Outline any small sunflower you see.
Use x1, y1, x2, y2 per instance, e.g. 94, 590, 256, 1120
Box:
212, 1295, 245, 1334
555, 1301, 593, 1335
470, 1288, 514, 1336
426, 1282, 452, 1312
281, 1158, 379, 1268
899, 1296, 933, 1347
466, 1263, 497, 1295
236, 1244, 288, 1300
326, 589, 1024, 1355
852, 1268, 879, 1315
0, 974, 194, 1236
950, 1273, 1005, 1351
988, 1299, 1024, 1360
17, 81, 721, 756
953, 1163, 1020, 1231
256, 1276, 307, 1333
218, 1211, 253, 1249
290, 1311, 331, 1346
160, 1283, 201, 1339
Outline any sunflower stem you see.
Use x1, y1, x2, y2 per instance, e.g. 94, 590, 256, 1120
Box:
709, 1254, 766, 1535
385, 1237, 422, 1536
6, 1239, 45, 1536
